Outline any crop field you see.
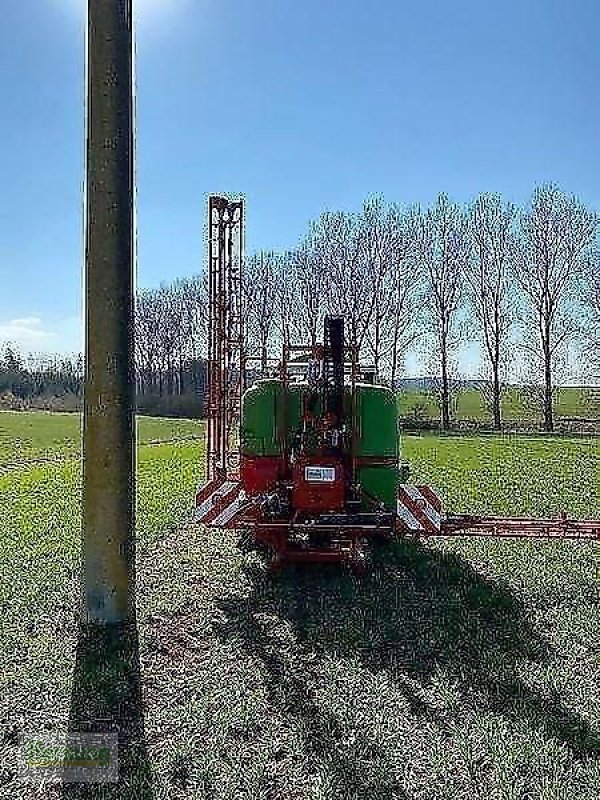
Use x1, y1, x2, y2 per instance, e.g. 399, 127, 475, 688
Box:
0, 411, 598, 799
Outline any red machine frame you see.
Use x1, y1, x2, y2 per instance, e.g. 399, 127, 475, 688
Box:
196, 195, 599, 569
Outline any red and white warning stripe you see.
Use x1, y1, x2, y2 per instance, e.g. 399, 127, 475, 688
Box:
195, 476, 227, 508
397, 484, 442, 533
210, 493, 248, 527
194, 478, 254, 529
195, 478, 238, 523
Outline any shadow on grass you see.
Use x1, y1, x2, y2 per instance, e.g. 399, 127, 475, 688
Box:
61, 618, 153, 799
213, 537, 598, 788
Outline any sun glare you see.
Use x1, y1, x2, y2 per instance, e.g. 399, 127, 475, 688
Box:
58, 0, 188, 26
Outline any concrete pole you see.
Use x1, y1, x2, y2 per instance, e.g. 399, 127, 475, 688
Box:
83, 0, 135, 624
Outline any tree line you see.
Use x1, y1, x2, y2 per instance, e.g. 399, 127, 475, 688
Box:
240, 183, 599, 432
0, 347, 84, 411
2, 183, 598, 430
134, 277, 208, 416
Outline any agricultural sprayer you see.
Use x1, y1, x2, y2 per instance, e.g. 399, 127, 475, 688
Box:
194, 196, 600, 569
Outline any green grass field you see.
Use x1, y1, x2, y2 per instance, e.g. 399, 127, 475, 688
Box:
0, 411, 598, 799
399, 386, 600, 423
0, 411, 201, 471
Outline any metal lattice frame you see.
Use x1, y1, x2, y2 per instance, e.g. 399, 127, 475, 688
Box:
207, 196, 245, 480
438, 513, 600, 540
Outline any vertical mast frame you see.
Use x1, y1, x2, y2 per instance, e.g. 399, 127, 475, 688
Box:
207, 195, 245, 480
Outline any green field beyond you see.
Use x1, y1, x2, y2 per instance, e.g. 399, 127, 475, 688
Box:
399, 386, 600, 422
0, 411, 598, 799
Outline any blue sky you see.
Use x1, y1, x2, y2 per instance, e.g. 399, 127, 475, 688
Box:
0, 0, 598, 372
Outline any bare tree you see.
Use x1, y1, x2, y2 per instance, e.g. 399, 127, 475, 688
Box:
578, 252, 600, 384
467, 193, 518, 429
178, 273, 209, 398
361, 199, 422, 385
514, 185, 598, 431
135, 289, 161, 395
162, 284, 181, 394
180, 273, 209, 358
414, 194, 471, 430
360, 197, 392, 377
244, 252, 279, 375
386, 267, 424, 389
307, 203, 396, 362
313, 211, 366, 357
292, 228, 331, 347
272, 251, 297, 356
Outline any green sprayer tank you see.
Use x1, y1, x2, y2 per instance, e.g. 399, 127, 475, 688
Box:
241, 379, 306, 456
241, 379, 399, 509
240, 379, 279, 456
352, 383, 399, 509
